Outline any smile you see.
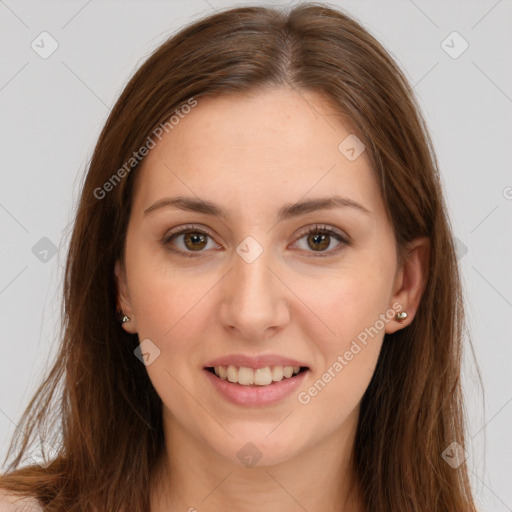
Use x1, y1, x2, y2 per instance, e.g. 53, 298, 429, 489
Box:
203, 364, 310, 407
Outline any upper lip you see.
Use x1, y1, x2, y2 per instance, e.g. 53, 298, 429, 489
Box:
204, 354, 310, 369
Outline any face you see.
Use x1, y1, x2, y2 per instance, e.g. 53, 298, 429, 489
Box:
115, 87, 413, 468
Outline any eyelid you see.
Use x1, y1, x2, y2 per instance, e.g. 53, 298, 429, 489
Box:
162, 223, 215, 241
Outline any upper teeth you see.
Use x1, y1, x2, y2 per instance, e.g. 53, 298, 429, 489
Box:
213, 365, 302, 386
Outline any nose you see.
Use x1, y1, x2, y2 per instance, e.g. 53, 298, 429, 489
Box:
218, 242, 290, 342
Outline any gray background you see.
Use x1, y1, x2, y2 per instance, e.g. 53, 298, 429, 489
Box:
1, 0, 511, 510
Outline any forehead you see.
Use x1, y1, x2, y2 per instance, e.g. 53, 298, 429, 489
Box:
147, 87, 354, 162
131, 87, 382, 220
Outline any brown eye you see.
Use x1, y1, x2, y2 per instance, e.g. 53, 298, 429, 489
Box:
293, 225, 348, 256
162, 225, 220, 256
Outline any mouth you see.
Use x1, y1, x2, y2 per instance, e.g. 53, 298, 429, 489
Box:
204, 365, 309, 387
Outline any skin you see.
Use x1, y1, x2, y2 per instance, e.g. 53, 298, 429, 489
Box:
115, 87, 429, 512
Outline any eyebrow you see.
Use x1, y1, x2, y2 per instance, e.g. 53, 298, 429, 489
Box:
143, 194, 371, 221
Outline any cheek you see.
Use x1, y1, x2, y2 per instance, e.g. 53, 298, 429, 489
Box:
293, 262, 392, 412
297, 260, 394, 343
308, 280, 385, 391
126, 245, 216, 341
295, 279, 386, 430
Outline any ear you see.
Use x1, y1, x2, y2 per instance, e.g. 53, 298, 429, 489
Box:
385, 236, 430, 334
114, 259, 137, 334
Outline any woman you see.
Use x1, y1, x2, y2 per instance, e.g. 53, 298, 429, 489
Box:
0, 3, 478, 511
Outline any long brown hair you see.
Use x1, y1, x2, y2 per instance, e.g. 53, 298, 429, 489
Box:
1, 3, 478, 510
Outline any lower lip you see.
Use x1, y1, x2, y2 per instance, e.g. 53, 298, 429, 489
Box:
204, 368, 309, 406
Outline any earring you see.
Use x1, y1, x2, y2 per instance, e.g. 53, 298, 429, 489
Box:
395, 311, 408, 322
116, 310, 131, 324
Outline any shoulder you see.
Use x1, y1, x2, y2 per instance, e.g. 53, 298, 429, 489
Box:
0, 491, 43, 512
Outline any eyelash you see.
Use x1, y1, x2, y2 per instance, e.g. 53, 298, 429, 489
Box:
161, 223, 350, 258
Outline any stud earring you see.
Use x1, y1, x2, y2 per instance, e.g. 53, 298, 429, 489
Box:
116, 310, 131, 324
395, 311, 408, 322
